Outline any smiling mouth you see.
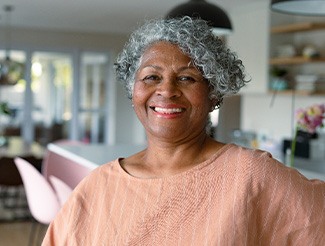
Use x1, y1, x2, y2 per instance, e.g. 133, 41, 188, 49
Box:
150, 106, 184, 114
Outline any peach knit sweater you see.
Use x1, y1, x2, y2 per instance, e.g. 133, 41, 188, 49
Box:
42, 144, 325, 245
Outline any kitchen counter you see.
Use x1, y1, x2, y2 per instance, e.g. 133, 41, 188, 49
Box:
293, 157, 325, 173
47, 143, 146, 169
291, 157, 325, 180
48, 143, 324, 180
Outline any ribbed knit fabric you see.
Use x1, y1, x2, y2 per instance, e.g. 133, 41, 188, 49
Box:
42, 144, 325, 245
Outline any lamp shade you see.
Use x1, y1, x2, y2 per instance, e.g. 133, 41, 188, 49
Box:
166, 0, 232, 35
271, 0, 325, 16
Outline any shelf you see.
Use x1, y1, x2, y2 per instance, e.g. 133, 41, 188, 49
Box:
269, 56, 325, 65
268, 90, 325, 96
271, 22, 325, 34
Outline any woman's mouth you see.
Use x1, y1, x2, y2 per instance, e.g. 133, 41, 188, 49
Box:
150, 106, 185, 114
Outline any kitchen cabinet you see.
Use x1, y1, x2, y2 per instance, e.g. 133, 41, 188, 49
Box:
269, 21, 325, 95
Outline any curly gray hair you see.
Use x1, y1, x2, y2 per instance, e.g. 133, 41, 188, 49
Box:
115, 16, 249, 108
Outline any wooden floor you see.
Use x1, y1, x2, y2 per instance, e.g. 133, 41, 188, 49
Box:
0, 186, 47, 245
0, 221, 48, 246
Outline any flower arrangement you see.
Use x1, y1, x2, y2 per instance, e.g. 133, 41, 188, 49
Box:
290, 103, 325, 167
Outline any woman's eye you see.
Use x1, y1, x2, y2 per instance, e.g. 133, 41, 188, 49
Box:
178, 76, 196, 83
142, 75, 160, 82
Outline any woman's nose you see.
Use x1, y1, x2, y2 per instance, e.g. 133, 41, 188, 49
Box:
156, 79, 181, 98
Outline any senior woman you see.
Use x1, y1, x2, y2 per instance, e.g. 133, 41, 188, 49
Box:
42, 17, 324, 245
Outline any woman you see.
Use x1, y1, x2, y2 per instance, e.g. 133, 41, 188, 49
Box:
43, 17, 324, 245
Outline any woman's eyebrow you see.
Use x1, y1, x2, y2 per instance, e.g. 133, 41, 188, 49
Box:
139, 64, 199, 73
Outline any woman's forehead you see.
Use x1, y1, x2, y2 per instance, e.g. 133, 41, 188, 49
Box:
139, 41, 194, 65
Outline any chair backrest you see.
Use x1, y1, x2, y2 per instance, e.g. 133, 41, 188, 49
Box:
42, 140, 91, 189
41, 139, 83, 178
14, 157, 60, 224
43, 150, 91, 189
49, 175, 73, 206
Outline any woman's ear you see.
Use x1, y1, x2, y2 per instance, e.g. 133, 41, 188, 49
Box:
209, 96, 222, 112
209, 99, 218, 112
208, 87, 223, 112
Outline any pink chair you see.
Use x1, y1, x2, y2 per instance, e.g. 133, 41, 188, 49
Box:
14, 157, 60, 224
49, 175, 73, 206
14, 157, 72, 245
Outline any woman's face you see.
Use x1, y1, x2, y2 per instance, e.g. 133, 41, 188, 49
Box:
133, 41, 214, 141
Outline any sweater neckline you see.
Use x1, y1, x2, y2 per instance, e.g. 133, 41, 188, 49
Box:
116, 143, 236, 182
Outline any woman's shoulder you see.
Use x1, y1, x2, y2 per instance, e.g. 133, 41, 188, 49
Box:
73, 159, 121, 193
218, 143, 294, 183
226, 144, 324, 192
85, 158, 120, 177
217, 143, 274, 166
224, 143, 272, 158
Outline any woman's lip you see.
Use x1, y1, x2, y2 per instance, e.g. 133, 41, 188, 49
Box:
149, 103, 186, 109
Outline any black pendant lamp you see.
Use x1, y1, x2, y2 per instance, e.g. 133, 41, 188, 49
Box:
166, 0, 232, 35
271, 0, 325, 16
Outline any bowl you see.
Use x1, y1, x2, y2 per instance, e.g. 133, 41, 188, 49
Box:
295, 74, 318, 84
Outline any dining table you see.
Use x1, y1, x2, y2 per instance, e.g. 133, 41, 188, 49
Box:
0, 136, 45, 159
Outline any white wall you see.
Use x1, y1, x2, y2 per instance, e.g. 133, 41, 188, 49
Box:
0, 26, 128, 51
228, 2, 270, 94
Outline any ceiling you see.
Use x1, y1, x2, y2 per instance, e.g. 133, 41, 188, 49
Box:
0, 0, 264, 34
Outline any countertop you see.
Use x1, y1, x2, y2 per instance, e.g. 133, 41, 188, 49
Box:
47, 143, 146, 169
48, 143, 325, 180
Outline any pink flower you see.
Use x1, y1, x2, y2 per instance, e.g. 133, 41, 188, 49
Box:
289, 104, 324, 167
295, 104, 325, 133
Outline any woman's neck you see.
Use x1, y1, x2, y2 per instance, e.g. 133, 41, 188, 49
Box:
121, 134, 223, 179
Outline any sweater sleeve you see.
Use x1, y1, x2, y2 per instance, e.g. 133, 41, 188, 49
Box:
248, 150, 325, 245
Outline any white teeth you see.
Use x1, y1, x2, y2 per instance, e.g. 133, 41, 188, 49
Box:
154, 107, 183, 114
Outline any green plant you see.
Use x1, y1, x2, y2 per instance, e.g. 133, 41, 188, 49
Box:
0, 102, 11, 115
270, 66, 288, 77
